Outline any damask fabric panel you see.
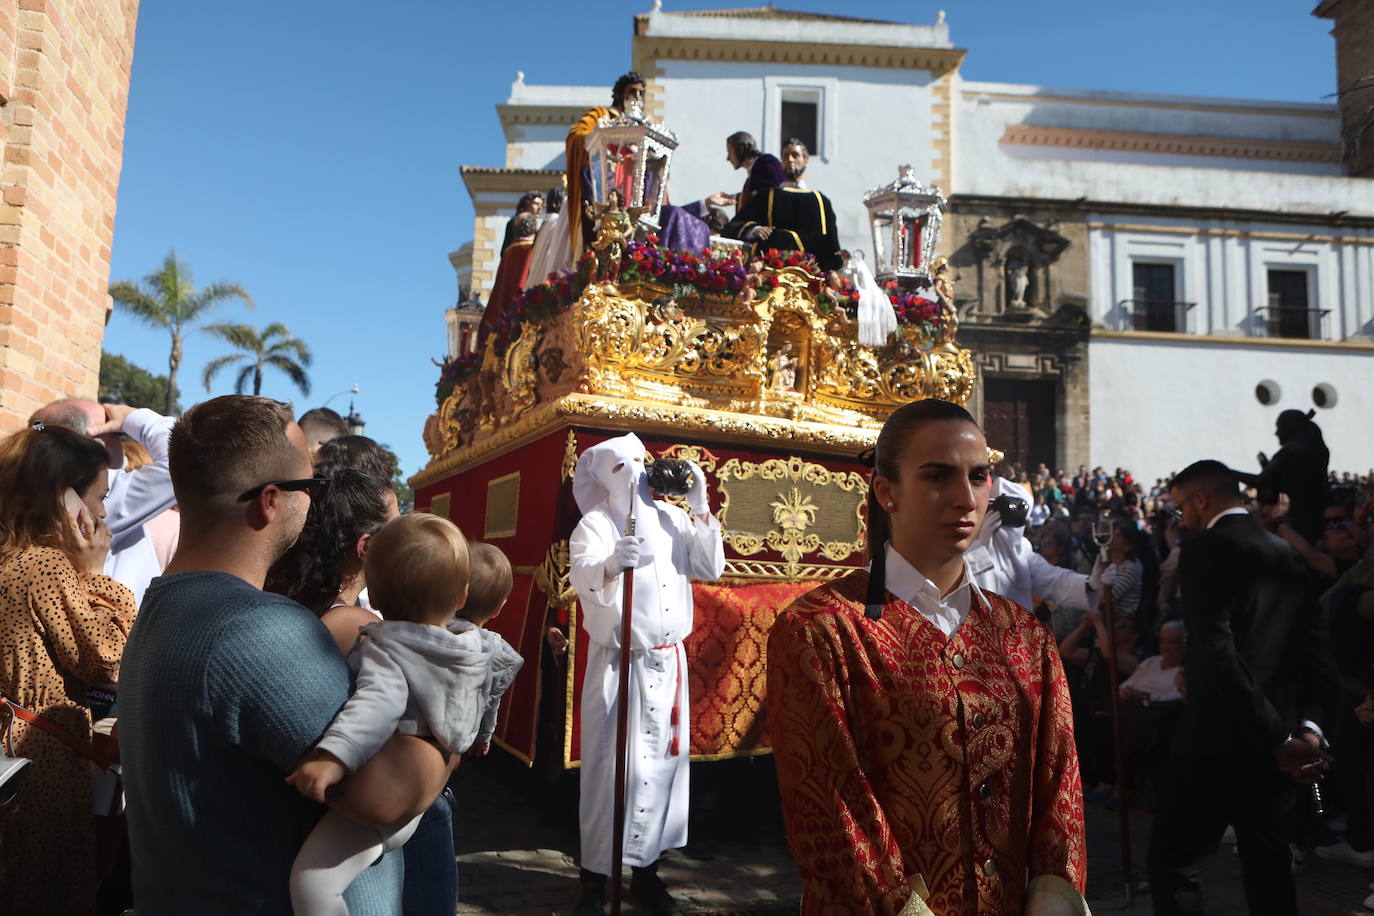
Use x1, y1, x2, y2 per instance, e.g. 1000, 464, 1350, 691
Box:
684, 581, 819, 758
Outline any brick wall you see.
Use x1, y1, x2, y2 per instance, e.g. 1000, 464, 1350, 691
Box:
1318, 0, 1374, 178
0, 0, 140, 430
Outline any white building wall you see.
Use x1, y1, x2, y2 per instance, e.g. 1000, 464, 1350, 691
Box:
654, 59, 938, 256
1088, 217, 1374, 341
954, 84, 1371, 216
1088, 336, 1374, 484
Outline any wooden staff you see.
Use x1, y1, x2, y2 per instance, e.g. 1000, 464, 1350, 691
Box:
609, 482, 637, 916
1101, 585, 1134, 903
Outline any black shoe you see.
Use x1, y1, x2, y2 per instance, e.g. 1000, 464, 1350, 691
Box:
574, 868, 607, 916
630, 862, 678, 915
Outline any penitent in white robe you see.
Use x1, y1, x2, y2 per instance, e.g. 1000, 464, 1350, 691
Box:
965, 477, 1095, 613
570, 500, 724, 876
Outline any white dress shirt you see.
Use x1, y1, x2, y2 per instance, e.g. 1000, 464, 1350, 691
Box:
1206, 506, 1250, 530
883, 543, 976, 639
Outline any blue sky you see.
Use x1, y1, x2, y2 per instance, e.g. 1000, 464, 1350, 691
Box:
105, 1, 1337, 478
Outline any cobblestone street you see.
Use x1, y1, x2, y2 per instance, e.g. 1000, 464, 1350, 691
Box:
452, 751, 1374, 915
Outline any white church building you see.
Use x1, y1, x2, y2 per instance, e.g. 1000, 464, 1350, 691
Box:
452, 3, 1374, 485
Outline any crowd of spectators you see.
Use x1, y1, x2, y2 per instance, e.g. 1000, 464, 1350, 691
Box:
1009, 419, 1374, 909
0, 397, 515, 916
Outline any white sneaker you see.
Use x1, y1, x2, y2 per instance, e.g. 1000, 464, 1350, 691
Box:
1362, 891, 1374, 911
1316, 841, 1374, 867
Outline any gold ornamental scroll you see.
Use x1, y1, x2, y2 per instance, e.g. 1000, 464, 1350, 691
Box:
716, 456, 868, 581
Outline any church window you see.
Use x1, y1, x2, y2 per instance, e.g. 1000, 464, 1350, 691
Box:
1265, 269, 1321, 339
780, 90, 820, 158
1129, 261, 1186, 332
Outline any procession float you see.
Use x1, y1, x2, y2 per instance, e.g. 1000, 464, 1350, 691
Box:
414, 109, 978, 770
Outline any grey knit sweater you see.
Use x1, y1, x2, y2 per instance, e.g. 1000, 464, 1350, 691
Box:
119, 572, 401, 914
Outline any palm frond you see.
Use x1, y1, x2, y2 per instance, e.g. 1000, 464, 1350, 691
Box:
185, 281, 254, 321
260, 321, 291, 341
265, 355, 311, 397
234, 363, 256, 395
200, 354, 242, 392
107, 281, 168, 328
149, 252, 193, 326
202, 321, 263, 353
261, 324, 312, 367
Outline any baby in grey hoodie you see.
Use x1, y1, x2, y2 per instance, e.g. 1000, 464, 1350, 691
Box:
286, 515, 523, 916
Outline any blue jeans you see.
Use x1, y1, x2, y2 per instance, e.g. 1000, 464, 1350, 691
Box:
402, 787, 458, 915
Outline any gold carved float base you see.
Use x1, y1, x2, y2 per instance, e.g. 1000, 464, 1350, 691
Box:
418, 271, 976, 485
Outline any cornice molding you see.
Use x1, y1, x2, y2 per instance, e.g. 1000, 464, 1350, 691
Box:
1001, 124, 1342, 165
461, 166, 561, 197
497, 103, 589, 127
948, 194, 1374, 231
1085, 220, 1374, 245
632, 35, 964, 77
1091, 328, 1374, 352
969, 89, 1338, 120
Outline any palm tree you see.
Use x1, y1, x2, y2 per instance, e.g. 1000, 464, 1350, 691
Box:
108, 251, 254, 415
201, 322, 312, 397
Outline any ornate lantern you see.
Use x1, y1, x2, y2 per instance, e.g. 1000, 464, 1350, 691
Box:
585, 106, 679, 228
863, 165, 947, 285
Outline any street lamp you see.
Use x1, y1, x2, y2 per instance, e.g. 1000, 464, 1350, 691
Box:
345, 399, 365, 436
863, 165, 946, 286
323, 384, 360, 410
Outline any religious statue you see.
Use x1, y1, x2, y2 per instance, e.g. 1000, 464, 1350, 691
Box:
1007, 256, 1030, 309
769, 341, 798, 393
932, 255, 960, 345
589, 188, 645, 287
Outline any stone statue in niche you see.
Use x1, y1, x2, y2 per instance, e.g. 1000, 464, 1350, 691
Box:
769, 341, 798, 393
1007, 256, 1030, 309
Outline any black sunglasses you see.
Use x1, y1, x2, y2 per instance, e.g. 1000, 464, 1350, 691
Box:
237, 477, 330, 503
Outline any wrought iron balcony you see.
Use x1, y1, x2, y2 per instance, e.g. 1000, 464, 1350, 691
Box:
1255, 305, 1330, 340
1119, 299, 1196, 333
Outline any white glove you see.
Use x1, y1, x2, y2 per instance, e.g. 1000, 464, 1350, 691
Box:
604, 535, 644, 577
686, 461, 709, 516
1088, 552, 1109, 591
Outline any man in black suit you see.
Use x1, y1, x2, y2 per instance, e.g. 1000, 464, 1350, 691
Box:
1147, 460, 1329, 915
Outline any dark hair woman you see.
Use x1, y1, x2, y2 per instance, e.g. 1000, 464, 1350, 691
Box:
263, 435, 457, 914
0, 424, 137, 915
766, 398, 1086, 915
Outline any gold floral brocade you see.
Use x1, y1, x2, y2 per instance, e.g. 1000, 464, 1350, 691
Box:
684, 580, 818, 758
767, 573, 1086, 915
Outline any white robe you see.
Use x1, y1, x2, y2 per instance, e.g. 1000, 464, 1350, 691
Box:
526, 210, 572, 289
570, 500, 724, 875
965, 477, 1095, 612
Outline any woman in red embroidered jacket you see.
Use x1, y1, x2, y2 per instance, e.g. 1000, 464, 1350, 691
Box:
766, 399, 1087, 916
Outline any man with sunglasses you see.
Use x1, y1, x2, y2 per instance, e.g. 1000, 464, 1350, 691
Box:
118, 396, 449, 915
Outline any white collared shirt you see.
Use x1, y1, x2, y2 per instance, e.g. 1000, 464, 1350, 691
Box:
883, 543, 977, 639
1206, 506, 1249, 530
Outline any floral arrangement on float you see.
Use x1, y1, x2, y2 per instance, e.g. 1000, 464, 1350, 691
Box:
434, 238, 949, 407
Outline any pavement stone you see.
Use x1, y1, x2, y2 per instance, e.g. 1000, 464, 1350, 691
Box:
451, 751, 1374, 914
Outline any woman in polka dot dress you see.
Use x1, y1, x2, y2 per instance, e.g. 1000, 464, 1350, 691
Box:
0, 424, 137, 915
